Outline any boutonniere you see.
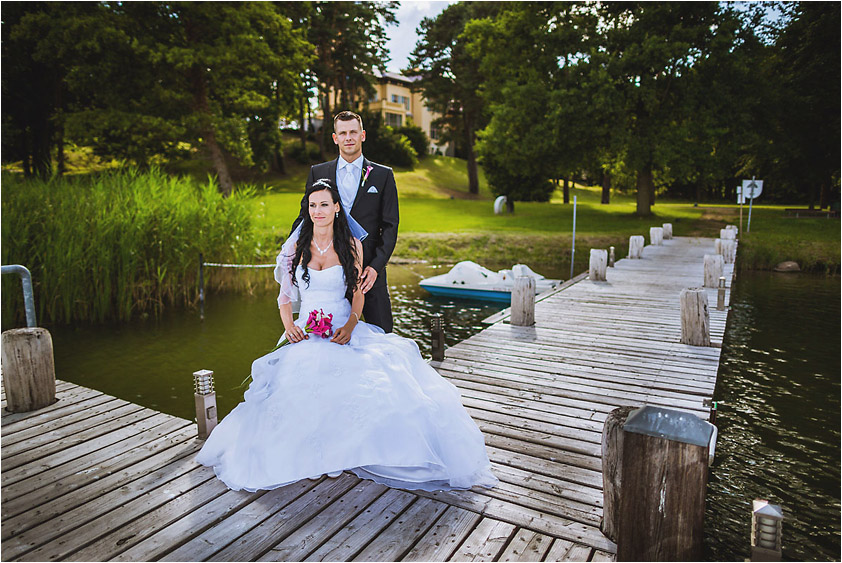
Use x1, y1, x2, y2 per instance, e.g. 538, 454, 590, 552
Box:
362, 165, 373, 183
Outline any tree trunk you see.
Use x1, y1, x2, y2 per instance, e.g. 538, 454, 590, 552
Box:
320, 90, 331, 159
464, 114, 479, 194
808, 181, 816, 210
649, 173, 656, 206
820, 181, 829, 209
636, 166, 653, 216
601, 172, 611, 204
299, 92, 307, 151
563, 177, 570, 204
55, 119, 65, 176
271, 144, 286, 175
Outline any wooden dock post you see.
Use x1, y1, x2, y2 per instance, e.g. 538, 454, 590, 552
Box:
430, 313, 445, 361
680, 288, 710, 346
650, 227, 664, 246
714, 239, 722, 256
720, 239, 736, 264
193, 369, 218, 439
601, 405, 637, 543
720, 228, 736, 240
629, 236, 644, 259
609, 246, 616, 267
617, 405, 715, 561
589, 249, 608, 281
511, 277, 535, 326
662, 223, 673, 240
717, 277, 727, 310
1, 327, 56, 412
704, 254, 724, 288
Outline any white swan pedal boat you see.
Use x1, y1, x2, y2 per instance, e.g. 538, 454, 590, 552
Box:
419, 261, 561, 303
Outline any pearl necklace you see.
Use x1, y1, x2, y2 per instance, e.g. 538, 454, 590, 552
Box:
313, 238, 333, 256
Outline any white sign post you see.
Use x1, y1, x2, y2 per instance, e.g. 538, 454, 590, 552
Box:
740, 177, 763, 232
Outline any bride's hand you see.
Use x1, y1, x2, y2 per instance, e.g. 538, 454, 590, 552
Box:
330, 322, 355, 345
286, 325, 308, 343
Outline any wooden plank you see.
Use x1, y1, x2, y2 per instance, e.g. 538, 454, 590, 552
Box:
112, 488, 271, 562
590, 549, 615, 561
401, 506, 482, 562
497, 528, 553, 562
1, 402, 145, 460
67, 475, 234, 562
17, 466, 216, 562
1, 418, 194, 517
3, 451, 203, 560
352, 496, 448, 561
414, 488, 613, 552
450, 518, 516, 562
303, 488, 417, 562
208, 473, 362, 562
258, 480, 389, 562
1, 385, 105, 425
0, 394, 122, 446
1, 411, 175, 485
1, 429, 198, 540
159, 478, 323, 562
489, 463, 602, 509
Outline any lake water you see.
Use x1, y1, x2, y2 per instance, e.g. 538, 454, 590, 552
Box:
11, 265, 841, 561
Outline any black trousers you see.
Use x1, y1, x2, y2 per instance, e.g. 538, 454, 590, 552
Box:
362, 270, 393, 333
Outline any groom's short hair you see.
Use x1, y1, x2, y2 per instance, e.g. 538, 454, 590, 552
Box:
334, 110, 363, 131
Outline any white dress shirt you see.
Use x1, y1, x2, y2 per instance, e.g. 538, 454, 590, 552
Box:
337, 154, 364, 214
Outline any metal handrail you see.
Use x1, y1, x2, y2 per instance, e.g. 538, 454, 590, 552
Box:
1, 264, 37, 327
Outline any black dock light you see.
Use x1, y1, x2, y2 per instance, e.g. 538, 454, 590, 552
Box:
430, 314, 445, 362
717, 276, 727, 310
193, 369, 218, 439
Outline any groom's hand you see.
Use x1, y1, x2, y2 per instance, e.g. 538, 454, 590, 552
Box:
360, 266, 378, 293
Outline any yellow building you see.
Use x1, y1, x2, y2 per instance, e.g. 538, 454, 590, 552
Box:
323, 71, 453, 156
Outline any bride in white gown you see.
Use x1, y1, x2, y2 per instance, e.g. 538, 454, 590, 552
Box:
196, 179, 498, 493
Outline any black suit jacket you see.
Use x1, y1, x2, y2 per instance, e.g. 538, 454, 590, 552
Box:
291, 157, 399, 287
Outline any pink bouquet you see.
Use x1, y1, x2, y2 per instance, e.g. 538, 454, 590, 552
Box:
240, 309, 334, 387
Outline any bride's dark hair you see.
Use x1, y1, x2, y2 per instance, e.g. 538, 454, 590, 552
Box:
291, 179, 359, 303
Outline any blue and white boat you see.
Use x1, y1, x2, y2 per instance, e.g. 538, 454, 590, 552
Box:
419, 261, 561, 302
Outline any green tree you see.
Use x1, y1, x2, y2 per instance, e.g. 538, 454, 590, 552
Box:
307, 1, 397, 158
408, 2, 500, 194
4, 2, 312, 194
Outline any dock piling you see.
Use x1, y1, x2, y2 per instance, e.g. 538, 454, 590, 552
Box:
511, 277, 535, 326
680, 288, 711, 346
717, 277, 727, 310
1, 327, 57, 412
617, 406, 715, 561
589, 249, 608, 281
628, 235, 644, 259
704, 254, 724, 288
650, 227, 664, 246
662, 223, 673, 240
609, 246, 615, 267
720, 239, 737, 264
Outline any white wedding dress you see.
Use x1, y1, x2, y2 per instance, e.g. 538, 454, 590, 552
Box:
196, 264, 498, 492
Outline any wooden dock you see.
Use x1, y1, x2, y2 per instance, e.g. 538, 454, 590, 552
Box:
1, 236, 731, 561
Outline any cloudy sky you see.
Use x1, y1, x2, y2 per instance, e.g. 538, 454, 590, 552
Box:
384, 1, 454, 72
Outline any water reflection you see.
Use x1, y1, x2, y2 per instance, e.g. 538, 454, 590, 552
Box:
705, 272, 840, 561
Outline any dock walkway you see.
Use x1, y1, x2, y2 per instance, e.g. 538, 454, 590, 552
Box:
1, 236, 731, 561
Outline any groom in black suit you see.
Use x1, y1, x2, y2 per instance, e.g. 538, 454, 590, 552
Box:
291, 110, 399, 333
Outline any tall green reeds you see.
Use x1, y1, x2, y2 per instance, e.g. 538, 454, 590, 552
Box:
1, 168, 262, 325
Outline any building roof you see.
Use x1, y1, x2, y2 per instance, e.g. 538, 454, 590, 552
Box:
376, 70, 421, 84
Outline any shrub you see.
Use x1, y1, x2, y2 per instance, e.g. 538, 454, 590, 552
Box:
359, 110, 418, 169
396, 122, 429, 158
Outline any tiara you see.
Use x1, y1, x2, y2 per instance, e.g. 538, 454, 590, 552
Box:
312, 178, 333, 189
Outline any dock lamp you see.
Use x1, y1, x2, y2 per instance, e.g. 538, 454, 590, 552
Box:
751, 499, 783, 562
193, 369, 218, 439
430, 314, 445, 362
